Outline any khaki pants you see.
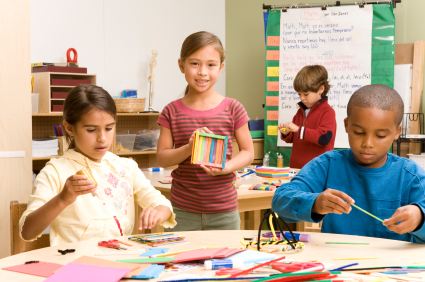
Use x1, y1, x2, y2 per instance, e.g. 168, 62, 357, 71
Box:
165, 206, 240, 231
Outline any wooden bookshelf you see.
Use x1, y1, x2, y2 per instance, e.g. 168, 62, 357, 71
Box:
32, 112, 160, 169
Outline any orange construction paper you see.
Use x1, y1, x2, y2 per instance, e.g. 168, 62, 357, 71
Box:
2, 261, 64, 277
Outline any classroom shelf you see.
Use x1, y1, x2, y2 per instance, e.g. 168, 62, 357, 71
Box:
32, 156, 60, 161
32, 113, 63, 117
116, 150, 157, 156
32, 112, 161, 170
32, 72, 97, 113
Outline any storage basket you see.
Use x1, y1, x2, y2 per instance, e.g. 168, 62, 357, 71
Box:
114, 98, 145, 113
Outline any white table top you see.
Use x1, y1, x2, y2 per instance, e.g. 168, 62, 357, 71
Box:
1, 230, 425, 281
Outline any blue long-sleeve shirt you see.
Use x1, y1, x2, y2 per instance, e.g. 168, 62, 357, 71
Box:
272, 149, 425, 243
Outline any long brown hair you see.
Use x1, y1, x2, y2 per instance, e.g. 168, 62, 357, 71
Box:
180, 31, 226, 95
63, 84, 117, 149
293, 65, 331, 98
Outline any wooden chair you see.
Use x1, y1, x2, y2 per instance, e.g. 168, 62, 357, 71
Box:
10, 201, 50, 255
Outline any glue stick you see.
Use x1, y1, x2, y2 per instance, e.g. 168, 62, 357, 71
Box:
204, 259, 243, 270
148, 167, 163, 172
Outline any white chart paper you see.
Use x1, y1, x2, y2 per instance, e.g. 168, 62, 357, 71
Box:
278, 6, 373, 148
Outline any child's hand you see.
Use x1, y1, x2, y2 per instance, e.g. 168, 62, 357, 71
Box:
189, 127, 213, 153
59, 175, 96, 206
278, 122, 299, 134
312, 188, 354, 215
200, 164, 229, 176
138, 207, 165, 230
383, 205, 423, 234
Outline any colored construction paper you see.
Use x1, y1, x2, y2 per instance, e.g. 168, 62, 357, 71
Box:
267, 36, 280, 46
266, 96, 279, 106
266, 50, 280, 61
267, 111, 279, 121
266, 81, 279, 91
267, 125, 278, 136
71, 255, 148, 278
226, 249, 277, 265
267, 67, 279, 77
117, 257, 176, 264
131, 264, 165, 279
173, 247, 245, 262
2, 261, 64, 277
44, 262, 131, 282
140, 248, 169, 256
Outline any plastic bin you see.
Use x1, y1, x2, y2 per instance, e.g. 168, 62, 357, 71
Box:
132, 129, 160, 151
116, 134, 136, 152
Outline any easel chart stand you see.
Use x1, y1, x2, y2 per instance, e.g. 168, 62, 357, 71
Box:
263, 1, 395, 166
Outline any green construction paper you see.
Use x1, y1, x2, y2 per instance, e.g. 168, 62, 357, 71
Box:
116, 257, 175, 263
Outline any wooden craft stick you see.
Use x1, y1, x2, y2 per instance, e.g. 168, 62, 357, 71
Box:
209, 138, 215, 163
351, 203, 384, 223
200, 136, 206, 162
205, 137, 210, 162
217, 139, 222, 164
222, 136, 228, 169
192, 131, 198, 164
197, 133, 203, 162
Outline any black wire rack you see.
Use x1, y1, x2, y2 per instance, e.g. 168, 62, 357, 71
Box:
396, 113, 425, 156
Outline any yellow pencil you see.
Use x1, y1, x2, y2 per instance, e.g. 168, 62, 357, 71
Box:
334, 257, 379, 260
149, 246, 207, 258
413, 261, 425, 264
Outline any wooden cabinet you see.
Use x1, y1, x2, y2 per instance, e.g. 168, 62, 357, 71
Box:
232, 138, 264, 165
31, 72, 96, 113
32, 113, 160, 171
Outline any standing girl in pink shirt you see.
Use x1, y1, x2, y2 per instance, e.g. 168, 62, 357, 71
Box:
157, 31, 254, 231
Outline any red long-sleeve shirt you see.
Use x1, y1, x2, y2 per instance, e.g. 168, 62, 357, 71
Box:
281, 97, 336, 168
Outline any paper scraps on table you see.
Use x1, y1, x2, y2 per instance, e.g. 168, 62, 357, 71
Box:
131, 264, 165, 279
140, 248, 169, 257
163, 263, 204, 273
44, 262, 131, 282
71, 255, 148, 278
158, 179, 172, 184
1, 261, 64, 278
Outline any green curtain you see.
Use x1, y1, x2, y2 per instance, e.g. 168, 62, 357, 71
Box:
263, 4, 395, 167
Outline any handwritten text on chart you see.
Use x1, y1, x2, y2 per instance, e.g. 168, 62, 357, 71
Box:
277, 6, 373, 148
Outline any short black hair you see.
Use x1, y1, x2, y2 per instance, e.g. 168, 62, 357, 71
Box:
347, 84, 404, 126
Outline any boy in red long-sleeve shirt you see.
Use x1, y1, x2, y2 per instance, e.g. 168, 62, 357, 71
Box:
278, 65, 336, 168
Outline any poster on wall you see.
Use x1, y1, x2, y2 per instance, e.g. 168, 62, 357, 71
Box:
277, 5, 373, 148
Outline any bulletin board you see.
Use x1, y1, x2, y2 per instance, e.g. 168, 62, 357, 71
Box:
264, 3, 395, 167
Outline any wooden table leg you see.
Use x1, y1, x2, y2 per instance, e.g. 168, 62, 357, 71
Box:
248, 211, 262, 230
239, 212, 246, 230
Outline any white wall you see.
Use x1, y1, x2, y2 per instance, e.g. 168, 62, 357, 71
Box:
30, 0, 226, 111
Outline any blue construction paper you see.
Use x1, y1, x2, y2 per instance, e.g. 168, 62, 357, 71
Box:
139, 248, 169, 257
131, 264, 165, 279
225, 249, 276, 265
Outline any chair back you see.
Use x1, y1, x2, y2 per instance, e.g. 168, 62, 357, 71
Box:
10, 201, 50, 255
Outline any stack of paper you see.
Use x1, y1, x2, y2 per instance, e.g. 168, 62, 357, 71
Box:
32, 138, 59, 157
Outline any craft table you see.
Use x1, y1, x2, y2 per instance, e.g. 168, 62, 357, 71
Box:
1, 230, 425, 282
142, 170, 288, 232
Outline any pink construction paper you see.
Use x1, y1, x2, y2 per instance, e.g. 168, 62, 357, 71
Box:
44, 262, 131, 282
2, 261, 64, 277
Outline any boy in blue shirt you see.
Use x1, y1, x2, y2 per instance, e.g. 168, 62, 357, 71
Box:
272, 84, 425, 243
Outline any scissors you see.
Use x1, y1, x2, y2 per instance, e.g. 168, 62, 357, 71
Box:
98, 239, 127, 250
271, 262, 324, 273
